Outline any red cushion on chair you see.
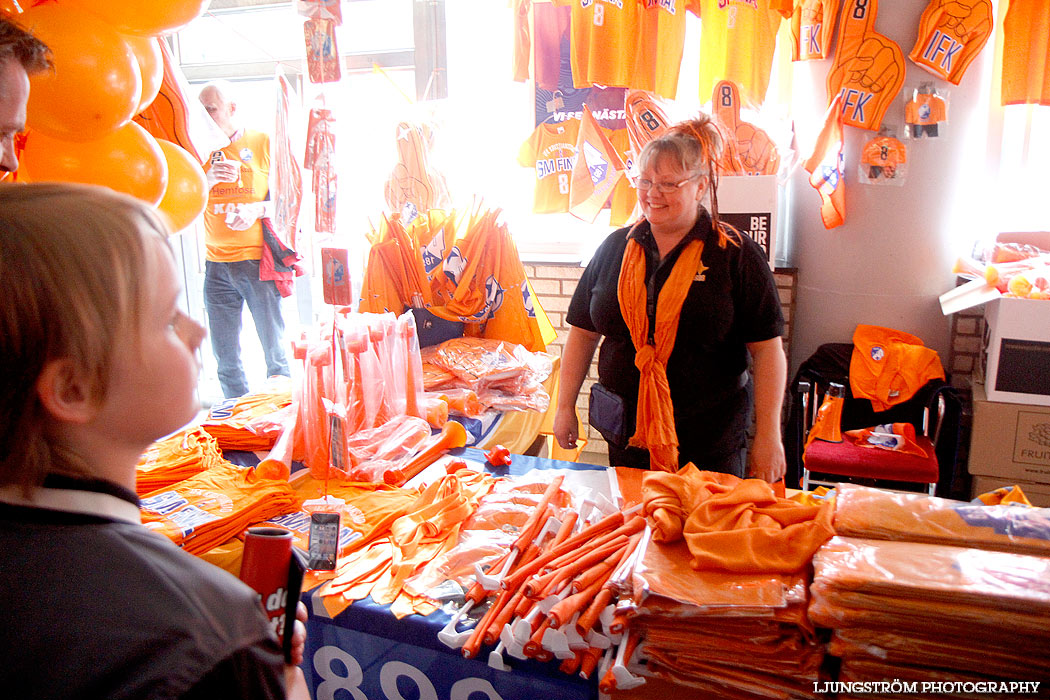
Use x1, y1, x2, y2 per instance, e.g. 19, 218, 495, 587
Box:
803, 436, 939, 484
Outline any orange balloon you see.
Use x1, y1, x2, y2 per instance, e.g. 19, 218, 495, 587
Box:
126, 34, 164, 115
0, 0, 20, 17
21, 122, 168, 206
60, 0, 210, 36
22, 4, 141, 142
156, 139, 207, 234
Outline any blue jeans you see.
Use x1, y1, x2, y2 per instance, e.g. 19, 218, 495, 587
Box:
204, 260, 289, 398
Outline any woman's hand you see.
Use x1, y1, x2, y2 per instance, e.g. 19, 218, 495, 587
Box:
747, 432, 786, 484
553, 407, 580, 450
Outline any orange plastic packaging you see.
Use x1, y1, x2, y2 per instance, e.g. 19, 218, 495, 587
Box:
806, 383, 845, 446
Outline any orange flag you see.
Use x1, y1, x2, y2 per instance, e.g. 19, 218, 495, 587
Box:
803, 93, 846, 229
569, 105, 626, 223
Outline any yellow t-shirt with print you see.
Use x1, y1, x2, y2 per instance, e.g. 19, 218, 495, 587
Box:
203, 130, 271, 263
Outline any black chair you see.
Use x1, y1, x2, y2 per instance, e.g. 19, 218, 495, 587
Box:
784, 343, 963, 497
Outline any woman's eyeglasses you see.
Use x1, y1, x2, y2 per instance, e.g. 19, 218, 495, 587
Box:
635, 174, 699, 193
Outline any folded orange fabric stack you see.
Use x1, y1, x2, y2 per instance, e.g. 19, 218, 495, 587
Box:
809, 536, 1050, 688
311, 467, 496, 619
832, 483, 1050, 556
139, 461, 300, 556
199, 385, 294, 452
134, 425, 225, 495
603, 467, 831, 699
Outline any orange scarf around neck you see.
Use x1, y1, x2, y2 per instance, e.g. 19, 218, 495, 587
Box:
617, 233, 705, 471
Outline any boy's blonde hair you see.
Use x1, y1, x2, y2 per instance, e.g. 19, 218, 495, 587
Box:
0, 183, 171, 492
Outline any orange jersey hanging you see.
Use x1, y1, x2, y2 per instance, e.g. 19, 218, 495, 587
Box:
909, 0, 993, 86
518, 119, 580, 214
633, 0, 701, 100
551, 0, 643, 91
860, 134, 907, 181
711, 80, 780, 177
695, 0, 792, 108
827, 0, 905, 131
791, 0, 840, 61
1001, 0, 1050, 106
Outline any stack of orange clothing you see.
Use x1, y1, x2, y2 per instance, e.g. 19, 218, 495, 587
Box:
832, 483, 1050, 556
199, 384, 293, 452
139, 461, 300, 556
809, 536, 1050, 686
134, 426, 225, 496
611, 467, 830, 699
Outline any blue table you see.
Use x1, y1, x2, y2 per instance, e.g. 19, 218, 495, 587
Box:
302, 448, 606, 700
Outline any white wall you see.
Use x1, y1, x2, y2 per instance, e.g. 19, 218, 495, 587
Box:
786, 0, 997, 375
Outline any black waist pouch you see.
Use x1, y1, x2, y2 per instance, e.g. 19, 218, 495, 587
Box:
589, 383, 629, 448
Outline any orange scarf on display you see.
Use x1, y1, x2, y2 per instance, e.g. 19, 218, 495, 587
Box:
617, 232, 705, 472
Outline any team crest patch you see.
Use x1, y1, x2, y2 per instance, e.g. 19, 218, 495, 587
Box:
871, 345, 884, 361
240, 147, 254, 162
422, 229, 446, 275
444, 245, 466, 286
484, 275, 505, 317
521, 279, 535, 318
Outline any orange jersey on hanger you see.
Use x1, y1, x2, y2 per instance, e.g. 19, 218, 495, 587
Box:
827, 0, 905, 131
1001, 0, 1050, 106
905, 93, 947, 125
695, 0, 792, 108
861, 136, 906, 168
791, 0, 840, 61
552, 0, 643, 90
633, 0, 701, 99
512, 0, 532, 82
518, 119, 580, 214
909, 0, 992, 86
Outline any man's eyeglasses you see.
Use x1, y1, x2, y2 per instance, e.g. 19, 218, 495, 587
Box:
635, 174, 699, 193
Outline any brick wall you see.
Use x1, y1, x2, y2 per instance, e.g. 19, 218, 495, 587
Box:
525, 262, 798, 466
944, 279, 984, 497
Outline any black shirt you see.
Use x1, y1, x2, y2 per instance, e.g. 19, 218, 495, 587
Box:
567, 212, 784, 463
0, 476, 287, 700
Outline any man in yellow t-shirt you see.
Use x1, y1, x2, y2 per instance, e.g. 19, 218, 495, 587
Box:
199, 82, 288, 399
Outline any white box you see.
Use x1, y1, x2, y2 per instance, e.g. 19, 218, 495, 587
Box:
981, 297, 1050, 406
717, 175, 778, 270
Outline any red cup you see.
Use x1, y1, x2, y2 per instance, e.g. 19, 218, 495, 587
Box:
239, 526, 294, 636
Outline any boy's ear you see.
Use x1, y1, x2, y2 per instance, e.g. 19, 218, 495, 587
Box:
36, 359, 96, 425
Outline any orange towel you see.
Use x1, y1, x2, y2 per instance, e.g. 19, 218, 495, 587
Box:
643, 464, 834, 573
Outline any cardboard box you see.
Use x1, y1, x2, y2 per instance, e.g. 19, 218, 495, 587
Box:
980, 297, 1050, 406
971, 475, 1050, 508
969, 383, 1050, 485
718, 175, 778, 270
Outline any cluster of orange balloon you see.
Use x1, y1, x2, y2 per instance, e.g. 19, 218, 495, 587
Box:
14, 0, 210, 233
